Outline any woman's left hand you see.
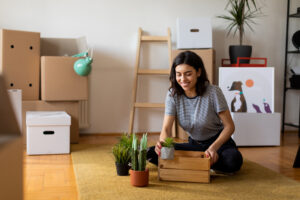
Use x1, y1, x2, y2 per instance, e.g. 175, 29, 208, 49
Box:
205, 148, 219, 166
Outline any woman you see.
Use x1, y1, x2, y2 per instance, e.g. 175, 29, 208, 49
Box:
147, 51, 243, 173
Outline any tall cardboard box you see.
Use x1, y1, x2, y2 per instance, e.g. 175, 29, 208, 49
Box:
172, 49, 215, 141
172, 49, 215, 84
0, 76, 23, 200
22, 100, 79, 143
41, 37, 88, 101
0, 29, 40, 100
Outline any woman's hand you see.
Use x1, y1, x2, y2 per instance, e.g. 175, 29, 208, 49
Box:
205, 148, 219, 166
155, 141, 163, 156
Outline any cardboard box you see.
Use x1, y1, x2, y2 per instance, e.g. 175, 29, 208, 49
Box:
231, 113, 281, 146
176, 18, 212, 49
0, 76, 23, 200
158, 150, 210, 183
22, 100, 79, 143
41, 37, 88, 101
0, 29, 40, 100
172, 49, 215, 84
26, 111, 71, 155
8, 89, 22, 131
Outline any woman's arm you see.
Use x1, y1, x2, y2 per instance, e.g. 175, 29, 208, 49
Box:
205, 109, 235, 165
155, 114, 175, 155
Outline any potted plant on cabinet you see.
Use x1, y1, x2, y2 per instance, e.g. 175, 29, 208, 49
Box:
130, 133, 149, 187
112, 134, 132, 176
161, 137, 175, 160
218, 0, 262, 64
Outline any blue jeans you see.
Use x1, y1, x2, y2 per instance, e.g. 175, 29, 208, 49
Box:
147, 134, 243, 173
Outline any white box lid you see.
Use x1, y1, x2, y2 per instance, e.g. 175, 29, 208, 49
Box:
26, 111, 71, 126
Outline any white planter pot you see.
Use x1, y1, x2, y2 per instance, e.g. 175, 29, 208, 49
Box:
161, 147, 174, 160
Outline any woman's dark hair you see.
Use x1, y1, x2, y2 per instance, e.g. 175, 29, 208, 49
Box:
169, 51, 209, 96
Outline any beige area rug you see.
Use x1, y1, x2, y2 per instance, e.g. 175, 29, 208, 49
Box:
71, 144, 300, 200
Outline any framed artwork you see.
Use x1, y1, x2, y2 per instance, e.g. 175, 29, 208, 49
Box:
219, 67, 274, 113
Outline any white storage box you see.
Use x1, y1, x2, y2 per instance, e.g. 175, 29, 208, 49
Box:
7, 89, 22, 131
26, 111, 71, 155
231, 113, 281, 146
177, 18, 212, 49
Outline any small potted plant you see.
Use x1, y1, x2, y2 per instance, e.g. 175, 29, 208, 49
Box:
130, 133, 149, 187
112, 144, 131, 176
161, 137, 175, 160
218, 0, 262, 64
112, 134, 132, 176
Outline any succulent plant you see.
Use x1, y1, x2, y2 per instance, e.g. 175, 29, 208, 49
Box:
131, 133, 148, 171
161, 137, 174, 148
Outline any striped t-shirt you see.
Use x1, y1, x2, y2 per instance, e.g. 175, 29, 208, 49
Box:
165, 84, 229, 141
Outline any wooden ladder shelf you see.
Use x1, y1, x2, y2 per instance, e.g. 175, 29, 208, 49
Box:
128, 27, 172, 134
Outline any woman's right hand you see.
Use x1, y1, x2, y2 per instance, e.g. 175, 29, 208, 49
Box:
155, 141, 163, 156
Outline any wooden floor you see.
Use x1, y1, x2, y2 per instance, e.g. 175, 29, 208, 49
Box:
24, 132, 300, 200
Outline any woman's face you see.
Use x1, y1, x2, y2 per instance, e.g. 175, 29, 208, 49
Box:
175, 64, 201, 94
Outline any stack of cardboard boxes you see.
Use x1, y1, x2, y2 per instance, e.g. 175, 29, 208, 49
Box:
0, 29, 89, 144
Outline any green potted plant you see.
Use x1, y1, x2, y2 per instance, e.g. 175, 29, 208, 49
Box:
161, 137, 175, 160
218, 0, 262, 64
112, 134, 133, 176
130, 133, 149, 187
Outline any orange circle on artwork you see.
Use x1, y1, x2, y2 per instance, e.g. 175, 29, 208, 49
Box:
246, 79, 254, 87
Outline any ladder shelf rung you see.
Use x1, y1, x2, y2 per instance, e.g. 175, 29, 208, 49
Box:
134, 103, 165, 108
138, 69, 170, 75
128, 28, 171, 134
141, 36, 169, 42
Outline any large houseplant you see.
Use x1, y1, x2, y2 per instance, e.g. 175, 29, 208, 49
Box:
130, 133, 149, 187
218, 0, 261, 64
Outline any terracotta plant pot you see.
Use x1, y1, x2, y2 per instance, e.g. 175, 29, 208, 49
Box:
115, 162, 130, 176
129, 168, 149, 187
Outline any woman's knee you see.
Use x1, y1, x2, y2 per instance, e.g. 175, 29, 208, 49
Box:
216, 149, 243, 173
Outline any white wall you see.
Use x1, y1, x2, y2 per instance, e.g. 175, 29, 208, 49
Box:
0, 0, 295, 133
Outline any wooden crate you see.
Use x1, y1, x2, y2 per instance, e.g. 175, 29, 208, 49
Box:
158, 150, 210, 183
